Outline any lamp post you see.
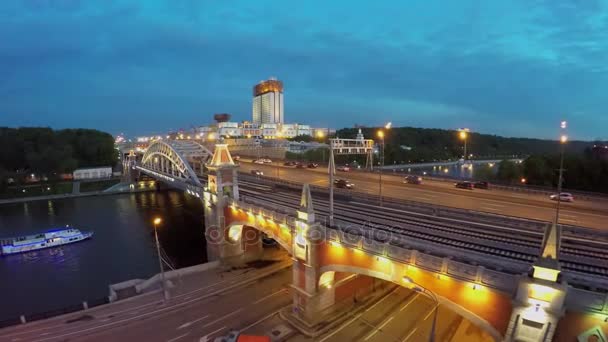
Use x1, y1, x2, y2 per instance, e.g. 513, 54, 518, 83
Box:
403, 276, 438, 342
554, 121, 568, 227
153, 217, 169, 301
377, 130, 385, 207
458, 128, 469, 160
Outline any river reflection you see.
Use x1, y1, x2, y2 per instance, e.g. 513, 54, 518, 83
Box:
0, 190, 206, 321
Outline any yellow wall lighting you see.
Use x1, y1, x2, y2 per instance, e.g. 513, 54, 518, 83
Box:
533, 266, 560, 282
529, 283, 557, 303
329, 240, 341, 247
297, 211, 309, 221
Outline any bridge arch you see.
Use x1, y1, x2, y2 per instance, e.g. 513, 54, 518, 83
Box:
141, 140, 212, 186
317, 263, 504, 341
224, 220, 293, 257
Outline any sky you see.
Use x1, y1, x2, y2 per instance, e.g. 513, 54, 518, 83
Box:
0, 0, 607, 140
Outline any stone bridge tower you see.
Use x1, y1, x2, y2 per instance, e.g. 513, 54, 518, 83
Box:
204, 143, 240, 263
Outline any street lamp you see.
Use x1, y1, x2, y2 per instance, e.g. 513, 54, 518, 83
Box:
153, 217, 169, 301
554, 122, 568, 227
458, 128, 470, 160
402, 276, 438, 342
377, 129, 385, 207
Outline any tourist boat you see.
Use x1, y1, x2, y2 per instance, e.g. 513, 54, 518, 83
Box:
0, 226, 93, 255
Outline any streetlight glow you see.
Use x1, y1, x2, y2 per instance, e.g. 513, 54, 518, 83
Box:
459, 131, 467, 140
316, 130, 325, 138
153, 217, 162, 225
385, 122, 392, 129
560, 121, 567, 129
377, 130, 384, 139
560, 135, 568, 144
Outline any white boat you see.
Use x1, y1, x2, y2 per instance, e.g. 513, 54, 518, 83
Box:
0, 226, 93, 255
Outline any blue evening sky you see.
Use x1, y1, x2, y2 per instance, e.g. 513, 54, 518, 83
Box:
1, 1, 607, 139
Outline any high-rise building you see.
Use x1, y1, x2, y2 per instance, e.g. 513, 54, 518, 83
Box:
252, 78, 284, 125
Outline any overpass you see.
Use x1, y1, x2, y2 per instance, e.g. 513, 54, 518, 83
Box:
131, 139, 608, 341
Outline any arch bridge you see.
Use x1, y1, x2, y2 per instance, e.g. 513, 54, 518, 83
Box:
135, 140, 213, 189
135, 141, 607, 342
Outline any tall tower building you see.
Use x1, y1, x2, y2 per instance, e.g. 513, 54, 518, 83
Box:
252, 78, 284, 124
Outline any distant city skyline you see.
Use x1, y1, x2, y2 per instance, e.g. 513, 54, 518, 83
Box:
0, 1, 607, 140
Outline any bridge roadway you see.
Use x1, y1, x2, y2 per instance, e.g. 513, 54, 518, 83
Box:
234, 177, 608, 285
237, 160, 608, 230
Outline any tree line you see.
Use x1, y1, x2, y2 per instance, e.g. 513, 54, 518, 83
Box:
474, 153, 608, 193
336, 126, 600, 164
0, 127, 117, 181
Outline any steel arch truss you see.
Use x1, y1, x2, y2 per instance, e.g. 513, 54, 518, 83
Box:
141, 140, 213, 187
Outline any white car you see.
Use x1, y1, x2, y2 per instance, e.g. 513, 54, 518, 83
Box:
251, 170, 264, 176
262, 158, 273, 164
337, 166, 350, 172
253, 159, 265, 164
550, 192, 574, 202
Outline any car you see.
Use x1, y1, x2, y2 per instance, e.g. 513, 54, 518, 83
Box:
550, 192, 574, 202
295, 163, 306, 168
307, 163, 319, 168
404, 175, 422, 185
250, 169, 264, 176
334, 179, 354, 189
253, 159, 265, 164
474, 181, 489, 189
283, 161, 296, 166
262, 158, 272, 164
455, 181, 474, 190
337, 166, 350, 172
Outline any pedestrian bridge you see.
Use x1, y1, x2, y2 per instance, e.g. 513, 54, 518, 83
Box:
133, 140, 608, 342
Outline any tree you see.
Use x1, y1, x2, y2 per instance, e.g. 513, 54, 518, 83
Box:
496, 160, 522, 184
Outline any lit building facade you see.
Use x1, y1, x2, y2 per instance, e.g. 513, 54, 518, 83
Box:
252, 78, 284, 125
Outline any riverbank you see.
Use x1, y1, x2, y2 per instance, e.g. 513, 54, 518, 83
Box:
0, 182, 155, 205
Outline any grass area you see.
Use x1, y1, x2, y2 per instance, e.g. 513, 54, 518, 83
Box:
0, 182, 73, 199
79, 178, 121, 193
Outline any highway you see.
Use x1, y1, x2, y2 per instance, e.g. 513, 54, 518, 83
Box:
237, 160, 608, 230
236, 178, 608, 284
0, 257, 293, 342
316, 286, 493, 342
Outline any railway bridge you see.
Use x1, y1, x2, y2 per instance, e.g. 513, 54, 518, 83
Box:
131, 139, 608, 342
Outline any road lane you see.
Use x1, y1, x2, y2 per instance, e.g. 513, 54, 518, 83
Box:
239, 161, 608, 230
57, 268, 292, 342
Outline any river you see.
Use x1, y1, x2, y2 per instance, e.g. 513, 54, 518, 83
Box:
0, 190, 207, 322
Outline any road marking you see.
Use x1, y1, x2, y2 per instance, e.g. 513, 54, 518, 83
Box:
480, 206, 501, 212
319, 313, 363, 342
240, 308, 284, 332
365, 288, 397, 312
481, 202, 505, 208
364, 316, 394, 340
400, 293, 420, 312
423, 305, 438, 320
177, 314, 210, 330
253, 288, 287, 304
560, 213, 577, 218
560, 218, 577, 223
201, 308, 243, 328
199, 326, 226, 341
402, 327, 418, 341
166, 333, 189, 342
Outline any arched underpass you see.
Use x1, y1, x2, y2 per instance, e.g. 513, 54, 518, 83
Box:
315, 265, 499, 342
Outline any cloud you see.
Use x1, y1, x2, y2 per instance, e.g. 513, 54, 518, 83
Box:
0, 0, 606, 139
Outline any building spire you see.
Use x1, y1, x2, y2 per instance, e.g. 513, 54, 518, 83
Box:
540, 222, 561, 260
300, 183, 314, 215
532, 222, 562, 282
